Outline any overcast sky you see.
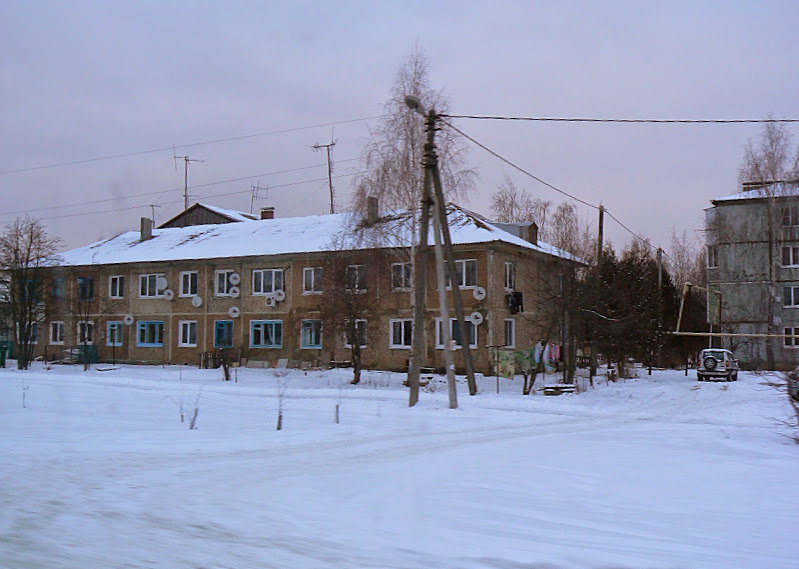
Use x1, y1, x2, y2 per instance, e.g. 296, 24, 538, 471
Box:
2, 1, 798, 253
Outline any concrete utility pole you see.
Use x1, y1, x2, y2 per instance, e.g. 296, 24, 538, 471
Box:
590, 204, 604, 381
404, 98, 477, 408
313, 140, 337, 214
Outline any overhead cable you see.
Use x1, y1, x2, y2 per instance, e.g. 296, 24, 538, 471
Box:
440, 115, 799, 124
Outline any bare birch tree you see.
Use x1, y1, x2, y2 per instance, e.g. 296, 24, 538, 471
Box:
0, 216, 61, 369
490, 174, 550, 228
351, 44, 475, 213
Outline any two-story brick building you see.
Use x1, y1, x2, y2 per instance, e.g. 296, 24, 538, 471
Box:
40, 203, 581, 374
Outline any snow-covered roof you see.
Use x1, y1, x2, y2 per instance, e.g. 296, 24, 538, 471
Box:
197, 203, 258, 222
56, 205, 583, 267
713, 183, 799, 204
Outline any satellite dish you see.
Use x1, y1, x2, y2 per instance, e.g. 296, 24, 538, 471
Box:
123, 314, 134, 326
229, 273, 241, 285
229, 286, 240, 298
265, 295, 276, 307
473, 287, 486, 301
163, 289, 174, 300
191, 296, 202, 308
274, 289, 286, 302
156, 276, 168, 290
228, 306, 240, 318
469, 312, 484, 326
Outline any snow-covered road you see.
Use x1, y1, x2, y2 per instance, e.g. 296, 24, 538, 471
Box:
1, 365, 796, 568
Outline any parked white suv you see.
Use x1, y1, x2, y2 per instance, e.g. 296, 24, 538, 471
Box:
697, 348, 739, 382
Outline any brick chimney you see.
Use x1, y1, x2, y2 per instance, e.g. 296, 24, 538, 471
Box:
140, 217, 153, 241
367, 196, 379, 226
526, 222, 538, 245
260, 207, 275, 220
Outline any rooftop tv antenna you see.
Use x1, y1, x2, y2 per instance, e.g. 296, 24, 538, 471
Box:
173, 149, 205, 211
313, 137, 337, 214
250, 181, 267, 214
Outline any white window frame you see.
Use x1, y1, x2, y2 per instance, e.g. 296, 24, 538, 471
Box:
139, 273, 166, 298
137, 321, 164, 347
215, 270, 236, 297
435, 317, 477, 349
346, 264, 367, 292
783, 246, 799, 268
179, 271, 198, 297
49, 321, 65, 345
252, 268, 284, 296
106, 321, 123, 347
389, 319, 413, 349
707, 245, 719, 268
783, 205, 799, 227
343, 319, 367, 349
302, 267, 323, 294
109, 275, 124, 299
77, 320, 94, 345
446, 259, 478, 289
785, 326, 799, 347
784, 286, 799, 308
504, 318, 516, 349
251, 320, 283, 348
178, 320, 198, 347
391, 262, 412, 291
300, 319, 323, 349
504, 262, 515, 291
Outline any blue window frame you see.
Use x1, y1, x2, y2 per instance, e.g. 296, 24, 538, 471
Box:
137, 321, 164, 347
251, 320, 282, 348
300, 319, 322, 349
214, 320, 234, 348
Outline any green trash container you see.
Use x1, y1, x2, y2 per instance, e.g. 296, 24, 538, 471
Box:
78, 345, 98, 365
0, 343, 6, 368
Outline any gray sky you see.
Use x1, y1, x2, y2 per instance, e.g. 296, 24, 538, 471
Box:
2, 1, 798, 253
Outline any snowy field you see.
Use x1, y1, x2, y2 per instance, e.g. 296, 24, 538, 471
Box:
1, 363, 797, 569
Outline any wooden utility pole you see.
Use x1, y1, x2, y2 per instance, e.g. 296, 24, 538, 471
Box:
313, 140, 337, 214
590, 204, 604, 381
656, 247, 663, 369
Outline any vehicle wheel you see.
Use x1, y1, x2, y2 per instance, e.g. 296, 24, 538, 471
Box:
703, 357, 717, 370
732, 373, 738, 381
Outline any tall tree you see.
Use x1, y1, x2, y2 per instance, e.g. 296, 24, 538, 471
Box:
0, 217, 61, 369
351, 44, 475, 212
490, 174, 550, 229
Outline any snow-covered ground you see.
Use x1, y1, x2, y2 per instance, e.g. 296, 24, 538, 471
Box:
1, 363, 797, 569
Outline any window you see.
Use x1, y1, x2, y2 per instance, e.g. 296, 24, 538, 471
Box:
302, 267, 323, 294
49, 321, 65, 345
707, 245, 719, 268
783, 246, 799, 267
137, 321, 164, 347
505, 262, 516, 291
391, 262, 412, 290
504, 319, 515, 348
215, 270, 237, 296
346, 264, 366, 292
300, 319, 322, 348
179, 271, 198, 297
783, 206, 799, 227
51, 278, 65, 300
435, 318, 477, 349
214, 320, 233, 348
389, 319, 413, 349
784, 286, 799, 308
107, 321, 123, 347
179, 320, 198, 347
78, 276, 95, 301
139, 273, 166, 298
252, 268, 283, 295
19, 279, 39, 303
77, 321, 94, 345
785, 327, 799, 347
107, 275, 123, 299
251, 320, 282, 348
344, 319, 367, 348
447, 259, 477, 289
25, 323, 38, 345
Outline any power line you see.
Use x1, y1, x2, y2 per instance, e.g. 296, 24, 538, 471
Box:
0, 159, 358, 218
35, 171, 363, 222
438, 117, 673, 260
0, 116, 380, 176
440, 114, 799, 124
